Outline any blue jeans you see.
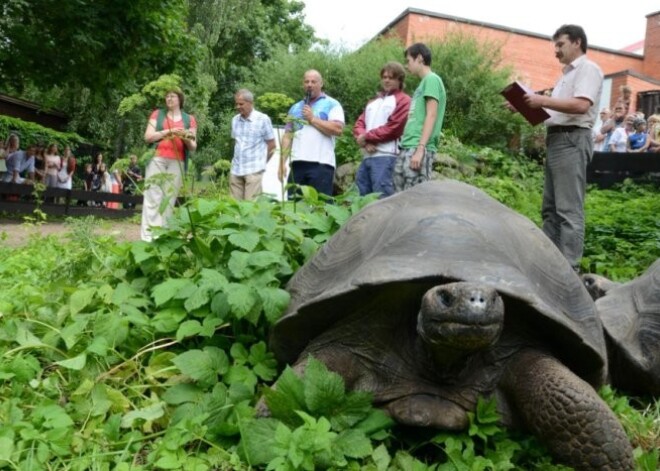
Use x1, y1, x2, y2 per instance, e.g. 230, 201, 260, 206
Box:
356, 156, 396, 198
289, 161, 335, 197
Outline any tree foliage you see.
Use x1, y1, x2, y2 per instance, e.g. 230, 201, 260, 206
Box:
0, 0, 201, 95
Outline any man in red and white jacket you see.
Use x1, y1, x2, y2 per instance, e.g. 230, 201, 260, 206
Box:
353, 62, 411, 198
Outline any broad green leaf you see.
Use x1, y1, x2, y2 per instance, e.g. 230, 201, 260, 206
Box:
162, 383, 204, 405
15, 325, 45, 348
229, 231, 260, 252
303, 357, 346, 415
93, 312, 129, 348
176, 320, 202, 340
55, 353, 87, 370
60, 316, 90, 350
199, 268, 228, 290
172, 347, 229, 386
0, 436, 14, 462
334, 429, 372, 458
372, 444, 392, 471
33, 404, 74, 429
325, 204, 351, 226
152, 278, 196, 306
227, 251, 250, 278
210, 292, 230, 318
199, 316, 225, 337
196, 198, 220, 217
131, 242, 154, 263
226, 283, 257, 319
224, 364, 257, 391
240, 418, 281, 465
8, 354, 41, 383
230, 342, 249, 364
259, 287, 290, 323
184, 286, 210, 312
120, 402, 165, 428
248, 251, 282, 268
111, 282, 140, 305
151, 307, 186, 332
355, 409, 395, 436
249, 342, 278, 381
262, 367, 306, 427
69, 287, 97, 315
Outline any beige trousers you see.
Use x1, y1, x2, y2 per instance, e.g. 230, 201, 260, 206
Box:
140, 157, 184, 241
229, 171, 264, 200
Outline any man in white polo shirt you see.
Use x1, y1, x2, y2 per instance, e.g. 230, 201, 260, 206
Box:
279, 69, 344, 197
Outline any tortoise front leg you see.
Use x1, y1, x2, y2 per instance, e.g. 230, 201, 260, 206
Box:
501, 349, 633, 471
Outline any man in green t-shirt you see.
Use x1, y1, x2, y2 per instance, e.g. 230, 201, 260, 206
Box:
394, 43, 446, 192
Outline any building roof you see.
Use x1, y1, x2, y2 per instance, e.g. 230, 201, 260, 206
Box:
377, 7, 643, 58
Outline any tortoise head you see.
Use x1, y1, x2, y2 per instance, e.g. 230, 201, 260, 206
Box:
417, 282, 504, 358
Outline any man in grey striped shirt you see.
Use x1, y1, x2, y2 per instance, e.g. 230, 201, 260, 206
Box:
231, 89, 276, 200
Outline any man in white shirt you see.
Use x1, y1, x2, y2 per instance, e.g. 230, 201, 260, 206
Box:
524, 24, 603, 271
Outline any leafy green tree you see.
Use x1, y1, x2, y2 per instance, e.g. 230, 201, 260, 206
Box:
0, 0, 201, 96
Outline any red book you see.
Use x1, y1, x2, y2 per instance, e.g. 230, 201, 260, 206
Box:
501, 81, 550, 126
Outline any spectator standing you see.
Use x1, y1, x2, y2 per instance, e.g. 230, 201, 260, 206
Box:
592, 108, 610, 152
279, 70, 345, 197
92, 152, 104, 174
141, 87, 197, 241
523, 24, 603, 271
393, 43, 446, 192
627, 118, 648, 152
57, 146, 76, 190
44, 143, 62, 188
123, 154, 142, 209
230, 89, 276, 200
1, 134, 20, 177
600, 104, 626, 150
353, 62, 411, 198
609, 114, 635, 152
34, 146, 45, 183
647, 114, 660, 152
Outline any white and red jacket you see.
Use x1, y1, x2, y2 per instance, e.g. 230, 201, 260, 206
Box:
353, 89, 411, 157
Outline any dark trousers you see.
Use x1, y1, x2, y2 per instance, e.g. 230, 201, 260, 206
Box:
288, 161, 334, 197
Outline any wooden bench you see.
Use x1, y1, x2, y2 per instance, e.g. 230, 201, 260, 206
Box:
588, 152, 660, 188
0, 182, 142, 218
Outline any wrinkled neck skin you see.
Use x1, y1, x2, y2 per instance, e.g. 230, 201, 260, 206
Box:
415, 331, 477, 371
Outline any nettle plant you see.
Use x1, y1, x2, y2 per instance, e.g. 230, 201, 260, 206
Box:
0, 178, 658, 469
0, 191, 380, 469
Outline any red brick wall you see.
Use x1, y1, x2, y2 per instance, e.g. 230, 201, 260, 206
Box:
643, 12, 660, 78
389, 13, 655, 93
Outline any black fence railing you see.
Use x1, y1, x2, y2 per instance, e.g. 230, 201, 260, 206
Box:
587, 152, 660, 188
0, 182, 142, 218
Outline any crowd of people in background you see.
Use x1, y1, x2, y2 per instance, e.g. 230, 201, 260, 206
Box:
592, 85, 660, 153
0, 134, 143, 208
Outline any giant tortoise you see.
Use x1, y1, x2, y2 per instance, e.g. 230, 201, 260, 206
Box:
269, 180, 633, 470
586, 259, 660, 395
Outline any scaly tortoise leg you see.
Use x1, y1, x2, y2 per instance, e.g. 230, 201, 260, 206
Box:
502, 349, 634, 471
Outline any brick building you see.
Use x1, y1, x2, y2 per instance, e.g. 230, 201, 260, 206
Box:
377, 8, 660, 115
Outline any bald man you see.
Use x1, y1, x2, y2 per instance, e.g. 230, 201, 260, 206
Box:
279, 69, 345, 196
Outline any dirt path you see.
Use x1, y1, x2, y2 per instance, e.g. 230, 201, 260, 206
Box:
0, 217, 141, 247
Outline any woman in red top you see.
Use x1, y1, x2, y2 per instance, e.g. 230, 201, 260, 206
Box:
140, 88, 197, 242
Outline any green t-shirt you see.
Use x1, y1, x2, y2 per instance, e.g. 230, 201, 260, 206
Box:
401, 72, 446, 151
